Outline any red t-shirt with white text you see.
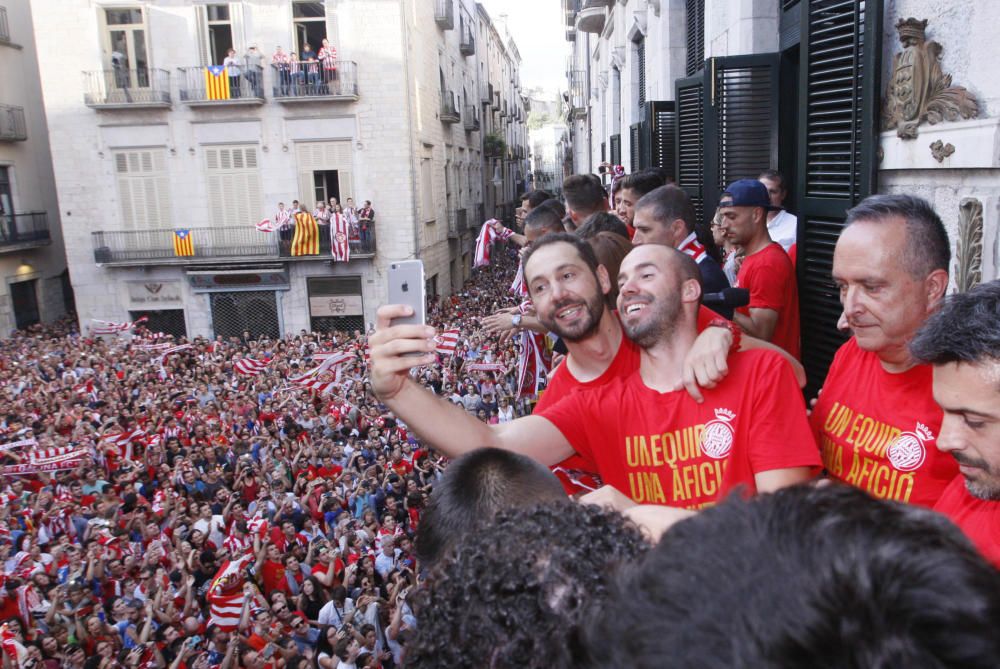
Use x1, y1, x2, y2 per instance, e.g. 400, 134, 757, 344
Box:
538, 307, 722, 493
735, 242, 800, 359
540, 349, 819, 509
810, 337, 958, 507
934, 475, 1000, 569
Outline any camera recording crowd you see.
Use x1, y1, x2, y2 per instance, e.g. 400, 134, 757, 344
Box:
2, 164, 1000, 669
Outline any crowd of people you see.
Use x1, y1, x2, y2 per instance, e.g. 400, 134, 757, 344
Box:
0, 249, 534, 668
3, 161, 1000, 667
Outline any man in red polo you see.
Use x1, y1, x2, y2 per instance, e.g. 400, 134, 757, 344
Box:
910, 280, 1000, 568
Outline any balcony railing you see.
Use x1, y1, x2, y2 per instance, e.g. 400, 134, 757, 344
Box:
456, 207, 468, 232
0, 7, 9, 45
447, 209, 458, 238
440, 91, 460, 123
435, 0, 454, 29
92, 226, 376, 265
178, 66, 264, 105
460, 20, 475, 55
463, 104, 480, 131
0, 104, 26, 141
0, 212, 51, 251
271, 60, 359, 101
481, 82, 491, 103
83, 69, 171, 108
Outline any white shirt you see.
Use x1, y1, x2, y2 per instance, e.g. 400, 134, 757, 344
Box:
767, 210, 797, 252
317, 598, 356, 627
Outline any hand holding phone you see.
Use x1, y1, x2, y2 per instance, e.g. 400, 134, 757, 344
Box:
387, 261, 426, 328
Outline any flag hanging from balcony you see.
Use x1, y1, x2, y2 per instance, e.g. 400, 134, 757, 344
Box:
291, 211, 319, 256
204, 65, 230, 100
330, 212, 350, 262
173, 230, 195, 257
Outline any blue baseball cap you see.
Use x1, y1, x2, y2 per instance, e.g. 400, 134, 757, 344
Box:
719, 179, 781, 211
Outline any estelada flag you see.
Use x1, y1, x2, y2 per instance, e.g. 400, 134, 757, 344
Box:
173, 230, 195, 256
291, 211, 319, 256
204, 65, 230, 100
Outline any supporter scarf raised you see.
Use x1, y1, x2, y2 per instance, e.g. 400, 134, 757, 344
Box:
474, 220, 512, 268
91, 316, 148, 336
330, 213, 351, 262
516, 330, 551, 399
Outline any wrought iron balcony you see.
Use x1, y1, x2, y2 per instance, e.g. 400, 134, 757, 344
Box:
0, 104, 26, 141
447, 210, 459, 239
460, 22, 475, 56
464, 105, 480, 131
0, 212, 51, 252
178, 66, 264, 106
271, 60, 358, 101
435, 0, 454, 29
83, 69, 171, 108
440, 91, 460, 123
91, 226, 376, 266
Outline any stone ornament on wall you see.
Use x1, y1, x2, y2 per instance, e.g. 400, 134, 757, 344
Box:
882, 18, 979, 140
929, 140, 955, 163
955, 197, 984, 292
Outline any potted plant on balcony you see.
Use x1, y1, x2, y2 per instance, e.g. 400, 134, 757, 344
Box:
484, 132, 506, 158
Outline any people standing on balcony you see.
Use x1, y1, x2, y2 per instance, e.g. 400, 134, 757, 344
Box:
344, 198, 360, 240
358, 201, 375, 249
244, 45, 263, 97
223, 48, 242, 98
561, 174, 610, 232
319, 38, 338, 90
299, 43, 320, 93
759, 169, 797, 254
328, 196, 339, 211
275, 202, 293, 253
314, 201, 331, 234
272, 45, 292, 96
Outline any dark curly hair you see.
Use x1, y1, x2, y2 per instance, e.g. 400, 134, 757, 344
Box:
406, 501, 648, 669
579, 485, 1000, 668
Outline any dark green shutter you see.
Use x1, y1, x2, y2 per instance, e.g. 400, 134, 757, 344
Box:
796, 0, 883, 394
629, 123, 641, 172
610, 134, 621, 166
647, 101, 676, 177
637, 38, 647, 107
685, 0, 705, 76
675, 75, 704, 225
703, 54, 780, 223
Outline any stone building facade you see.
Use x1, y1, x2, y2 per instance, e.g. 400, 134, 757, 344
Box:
30, 0, 527, 338
563, 0, 1000, 391
0, 2, 70, 333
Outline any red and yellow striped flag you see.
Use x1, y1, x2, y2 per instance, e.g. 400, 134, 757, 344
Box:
204, 66, 230, 100
173, 229, 195, 256
291, 212, 319, 256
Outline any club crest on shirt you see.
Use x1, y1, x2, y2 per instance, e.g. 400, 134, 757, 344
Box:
700, 408, 736, 459
886, 422, 934, 472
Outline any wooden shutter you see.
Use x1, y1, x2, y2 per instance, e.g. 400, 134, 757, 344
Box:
703, 54, 780, 224
685, 0, 705, 76
647, 100, 676, 177
636, 38, 646, 107
674, 75, 704, 226
115, 149, 172, 231
205, 145, 262, 228
609, 134, 621, 166
629, 123, 641, 172
194, 5, 211, 66
796, 0, 883, 394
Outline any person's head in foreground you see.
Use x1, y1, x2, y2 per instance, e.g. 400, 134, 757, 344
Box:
911, 279, 1000, 500
578, 484, 1000, 668
415, 447, 566, 565
407, 501, 649, 669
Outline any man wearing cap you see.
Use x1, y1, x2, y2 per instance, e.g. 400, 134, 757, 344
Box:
718, 179, 800, 359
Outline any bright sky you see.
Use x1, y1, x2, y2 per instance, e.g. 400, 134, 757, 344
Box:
479, 0, 568, 95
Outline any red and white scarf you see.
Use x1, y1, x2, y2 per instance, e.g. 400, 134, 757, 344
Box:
474, 220, 513, 267
608, 164, 626, 208
516, 331, 551, 398
330, 213, 351, 262
91, 316, 148, 335
677, 232, 707, 264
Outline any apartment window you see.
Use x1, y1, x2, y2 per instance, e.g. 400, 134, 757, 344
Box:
204, 146, 262, 229
420, 146, 435, 223
293, 1, 326, 56
102, 7, 148, 83
0, 167, 11, 217
114, 149, 172, 230
206, 5, 233, 65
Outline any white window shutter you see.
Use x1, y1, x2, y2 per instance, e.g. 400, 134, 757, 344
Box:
194, 5, 211, 66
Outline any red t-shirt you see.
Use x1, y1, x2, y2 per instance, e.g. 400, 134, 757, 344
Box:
810, 337, 958, 507
260, 559, 287, 595
540, 349, 819, 509
735, 242, 800, 359
934, 476, 1000, 569
538, 307, 724, 494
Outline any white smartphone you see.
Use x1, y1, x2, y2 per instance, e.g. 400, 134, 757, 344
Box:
388, 260, 426, 327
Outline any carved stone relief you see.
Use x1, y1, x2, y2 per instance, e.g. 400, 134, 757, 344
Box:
883, 18, 979, 140
929, 140, 955, 163
956, 197, 984, 292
